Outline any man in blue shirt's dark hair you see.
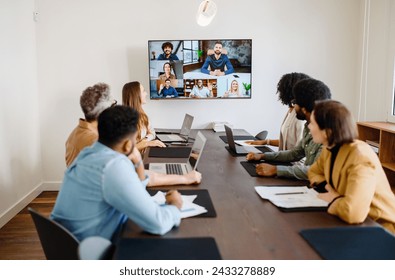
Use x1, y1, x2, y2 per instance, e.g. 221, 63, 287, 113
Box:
157, 42, 179, 61
201, 41, 234, 76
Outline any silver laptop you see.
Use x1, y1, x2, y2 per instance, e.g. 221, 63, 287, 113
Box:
224, 125, 262, 155
149, 131, 206, 174
156, 114, 194, 142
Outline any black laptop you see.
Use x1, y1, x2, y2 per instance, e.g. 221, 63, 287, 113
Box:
224, 125, 268, 155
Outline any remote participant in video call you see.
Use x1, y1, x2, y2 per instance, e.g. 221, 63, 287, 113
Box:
157, 42, 179, 61
190, 79, 213, 98
201, 41, 234, 76
159, 79, 178, 98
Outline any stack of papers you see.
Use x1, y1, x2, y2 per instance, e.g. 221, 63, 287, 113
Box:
234, 140, 264, 147
151, 191, 207, 218
211, 121, 231, 132
255, 186, 328, 210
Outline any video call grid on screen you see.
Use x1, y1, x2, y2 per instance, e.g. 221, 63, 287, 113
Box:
148, 39, 252, 100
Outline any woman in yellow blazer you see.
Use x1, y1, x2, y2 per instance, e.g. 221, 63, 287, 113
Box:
308, 100, 395, 234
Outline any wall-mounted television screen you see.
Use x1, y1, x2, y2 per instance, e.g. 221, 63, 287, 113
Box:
148, 39, 252, 99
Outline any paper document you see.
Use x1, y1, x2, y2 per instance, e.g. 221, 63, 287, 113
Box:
151, 191, 207, 218
234, 140, 265, 147
255, 186, 328, 209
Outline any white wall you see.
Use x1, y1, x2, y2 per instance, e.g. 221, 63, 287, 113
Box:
358, 0, 395, 121
1, 0, 394, 227
0, 0, 42, 227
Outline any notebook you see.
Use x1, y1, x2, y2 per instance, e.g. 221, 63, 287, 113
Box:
224, 125, 271, 156
148, 189, 217, 218
114, 237, 222, 260
149, 131, 206, 175
156, 113, 194, 142
300, 226, 395, 260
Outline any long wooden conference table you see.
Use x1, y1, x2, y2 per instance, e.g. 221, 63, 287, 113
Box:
121, 129, 377, 259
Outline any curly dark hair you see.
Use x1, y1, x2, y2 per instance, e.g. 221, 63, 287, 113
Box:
161, 42, 173, 51
98, 105, 139, 147
276, 73, 310, 106
293, 78, 332, 113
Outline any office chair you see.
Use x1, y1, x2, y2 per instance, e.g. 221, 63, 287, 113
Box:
255, 130, 268, 140
28, 207, 79, 260
78, 236, 114, 260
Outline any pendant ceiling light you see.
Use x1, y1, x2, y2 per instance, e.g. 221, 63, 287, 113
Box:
196, 0, 217, 27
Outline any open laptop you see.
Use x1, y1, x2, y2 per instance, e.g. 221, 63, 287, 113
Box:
149, 131, 206, 175
224, 124, 264, 155
156, 114, 194, 142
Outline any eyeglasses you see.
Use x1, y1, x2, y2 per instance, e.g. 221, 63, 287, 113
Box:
111, 100, 117, 107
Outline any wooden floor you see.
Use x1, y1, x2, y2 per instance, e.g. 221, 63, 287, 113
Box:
0, 191, 58, 260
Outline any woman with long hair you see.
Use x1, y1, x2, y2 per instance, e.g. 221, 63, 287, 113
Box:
122, 81, 202, 186
122, 81, 166, 152
224, 80, 241, 98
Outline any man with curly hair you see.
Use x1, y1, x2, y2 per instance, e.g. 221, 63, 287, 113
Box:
157, 42, 179, 61
246, 78, 332, 180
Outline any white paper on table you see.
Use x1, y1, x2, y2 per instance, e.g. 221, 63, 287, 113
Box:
151, 191, 207, 218
234, 140, 265, 147
254, 186, 329, 209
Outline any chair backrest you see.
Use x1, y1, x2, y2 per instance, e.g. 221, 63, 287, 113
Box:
28, 207, 79, 260
78, 236, 114, 260
255, 130, 268, 140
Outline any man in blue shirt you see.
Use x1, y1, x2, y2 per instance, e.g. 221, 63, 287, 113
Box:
51, 106, 182, 241
157, 42, 179, 61
159, 79, 179, 98
201, 41, 234, 76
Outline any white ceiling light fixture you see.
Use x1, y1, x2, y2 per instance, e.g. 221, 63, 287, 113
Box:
196, 0, 217, 27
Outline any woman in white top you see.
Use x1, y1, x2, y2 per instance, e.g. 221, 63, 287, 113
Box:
122, 81, 202, 186
246, 72, 309, 150
224, 80, 241, 98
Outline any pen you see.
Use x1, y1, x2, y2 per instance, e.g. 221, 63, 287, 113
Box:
275, 192, 306, 195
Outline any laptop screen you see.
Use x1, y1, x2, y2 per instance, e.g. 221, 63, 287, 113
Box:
188, 131, 206, 169
224, 125, 236, 149
180, 114, 194, 137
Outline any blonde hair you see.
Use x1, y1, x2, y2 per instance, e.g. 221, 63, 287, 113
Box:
122, 81, 149, 141
229, 80, 239, 94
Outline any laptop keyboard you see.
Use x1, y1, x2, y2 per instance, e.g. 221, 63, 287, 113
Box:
166, 163, 183, 175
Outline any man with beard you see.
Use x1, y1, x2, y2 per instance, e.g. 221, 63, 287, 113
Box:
246, 78, 331, 180
201, 41, 234, 76
157, 42, 179, 61
190, 79, 213, 98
